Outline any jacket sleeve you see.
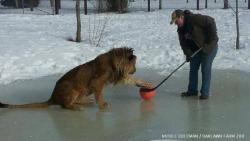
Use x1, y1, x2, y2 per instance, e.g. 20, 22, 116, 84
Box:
178, 31, 193, 57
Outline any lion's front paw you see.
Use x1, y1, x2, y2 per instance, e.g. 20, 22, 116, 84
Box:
98, 102, 110, 110
142, 82, 154, 89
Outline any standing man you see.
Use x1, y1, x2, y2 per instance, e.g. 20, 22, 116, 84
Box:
170, 9, 218, 99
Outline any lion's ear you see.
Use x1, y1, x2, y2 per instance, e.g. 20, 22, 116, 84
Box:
129, 48, 134, 53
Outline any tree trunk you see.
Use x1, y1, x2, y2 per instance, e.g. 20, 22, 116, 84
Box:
159, 0, 162, 9
148, 0, 150, 12
205, 0, 208, 8
55, 0, 59, 14
76, 0, 81, 42
248, 0, 250, 9
186, 0, 188, 3
29, 0, 33, 11
15, 0, 19, 8
84, 0, 87, 15
50, 0, 55, 14
214, 0, 216, 3
224, 0, 228, 9
98, 0, 102, 13
236, 0, 240, 49
118, 0, 121, 13
197, 0, 199, 10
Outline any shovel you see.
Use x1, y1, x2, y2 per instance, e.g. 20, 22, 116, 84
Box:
139, 47, 203, 100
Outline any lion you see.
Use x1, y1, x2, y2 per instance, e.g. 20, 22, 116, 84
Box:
0, 47, 153, 110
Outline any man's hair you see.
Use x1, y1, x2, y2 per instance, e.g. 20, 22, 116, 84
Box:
174, 9, 184, 18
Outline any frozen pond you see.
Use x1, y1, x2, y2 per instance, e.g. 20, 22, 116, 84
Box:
0, 69, 249, 141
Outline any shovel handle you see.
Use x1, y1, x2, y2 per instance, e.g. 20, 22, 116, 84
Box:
153, 48, 203, 90
190, 48, 202, 58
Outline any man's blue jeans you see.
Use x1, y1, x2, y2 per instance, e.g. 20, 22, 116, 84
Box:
188, 47, 218, 96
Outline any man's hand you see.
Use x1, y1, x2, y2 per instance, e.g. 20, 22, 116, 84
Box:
186, 55, 191, 62
185, 49, 193, 62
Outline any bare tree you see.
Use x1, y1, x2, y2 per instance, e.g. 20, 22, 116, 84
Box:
224, 0, 229, 9
15, 0, 19, 8
55, 0, 59, 14
197, 0, 199, 10
118, 0, 128, 13
248, 0, 250, 9
88, 14, 111, 47
50, 0, 55, 14
227, 1, 240, 49
29, 0, 34, 11
148, 0, 150, 12
106, 0, 128, 13
75, 0, 81, 42
84, 0, 87, 15
228, 1, 240, 49
236, 0, 239, 49
97, 0, 104, 13
159, 0, 162, 9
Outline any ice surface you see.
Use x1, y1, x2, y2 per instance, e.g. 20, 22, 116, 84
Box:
0, 69, 249, 141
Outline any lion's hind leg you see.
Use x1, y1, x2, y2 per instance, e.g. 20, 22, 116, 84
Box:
61, 89, 83, 111
75, 94, 94, 106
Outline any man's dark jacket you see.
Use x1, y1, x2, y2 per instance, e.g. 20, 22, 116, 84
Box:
177, 10, 219, 56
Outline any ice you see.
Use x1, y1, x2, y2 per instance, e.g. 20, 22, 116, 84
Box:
0, 69, 249, 141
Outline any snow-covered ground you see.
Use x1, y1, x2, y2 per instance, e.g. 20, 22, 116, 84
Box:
0, 0, 250, 84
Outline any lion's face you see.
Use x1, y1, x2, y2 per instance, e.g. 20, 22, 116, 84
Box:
127, 54, 136, 74
110, 47, 137, 76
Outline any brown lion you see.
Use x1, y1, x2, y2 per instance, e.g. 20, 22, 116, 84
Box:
0, 47, 153, 110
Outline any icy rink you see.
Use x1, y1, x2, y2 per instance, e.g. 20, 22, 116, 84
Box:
0, 69, 249, 141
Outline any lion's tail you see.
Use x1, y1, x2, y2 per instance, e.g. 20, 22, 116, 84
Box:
0, 101, 53, 108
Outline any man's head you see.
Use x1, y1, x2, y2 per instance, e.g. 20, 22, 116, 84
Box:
170, 9, 184, 27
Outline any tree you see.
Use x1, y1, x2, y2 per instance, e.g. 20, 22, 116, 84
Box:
159, 0, 162, 9
236, 0, 239, 49
75, 0, 81, 42
148, 0, 150, 12
15, 0, 18, 8
84, 0, 87, 15
228, 0, 240, 49
224, 0, 228, 9
29, 0, 33, 11
248, 0, 250, 9
50, 0, 55, 14
118, 0, 128, 13
97, 0, 104, 13
55, 0, 59, 14
106, 0, 128, 13
197, 0, 199, 10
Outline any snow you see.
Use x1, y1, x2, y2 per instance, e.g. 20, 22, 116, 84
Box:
0, 1, 250, 84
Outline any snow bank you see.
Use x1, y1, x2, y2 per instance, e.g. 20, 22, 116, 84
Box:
0, 9, 249, 84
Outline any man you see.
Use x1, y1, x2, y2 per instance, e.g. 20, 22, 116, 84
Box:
170, 9, 218, 99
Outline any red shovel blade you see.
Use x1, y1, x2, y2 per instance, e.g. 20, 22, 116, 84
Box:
139, 88, 156, 100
